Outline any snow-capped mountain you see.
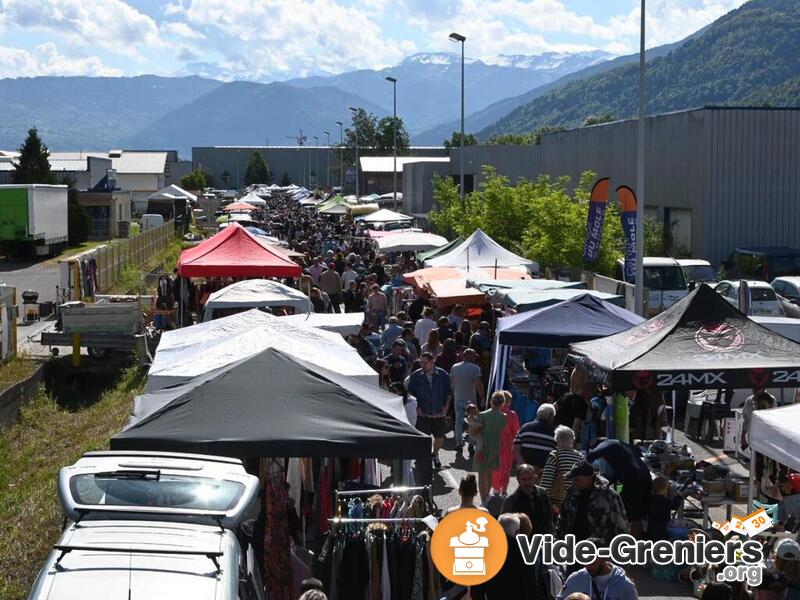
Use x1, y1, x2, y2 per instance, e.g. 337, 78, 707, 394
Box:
484, 50, 613, 71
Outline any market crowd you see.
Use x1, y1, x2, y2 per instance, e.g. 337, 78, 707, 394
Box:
235, 192, 800, 600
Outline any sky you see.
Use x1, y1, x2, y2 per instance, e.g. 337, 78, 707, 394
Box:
0, 0, 749, 81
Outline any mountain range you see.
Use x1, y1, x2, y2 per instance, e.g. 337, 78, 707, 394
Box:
479, 0, 800, 138
1, 0, 798, 158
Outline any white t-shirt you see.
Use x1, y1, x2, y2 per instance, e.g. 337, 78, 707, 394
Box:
414, 318, 437, 346
404, 395, 418, 426
341, 269, 358, 290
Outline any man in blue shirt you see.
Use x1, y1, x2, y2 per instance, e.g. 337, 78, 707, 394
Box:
380, 316, 403, 351
406, 351, 452, 469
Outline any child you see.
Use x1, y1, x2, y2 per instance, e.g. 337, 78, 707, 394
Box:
648, 476, 684, 540
466, 403, 483, 460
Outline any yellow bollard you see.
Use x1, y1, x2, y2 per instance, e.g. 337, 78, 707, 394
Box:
72, 333, 81, 367
10, 288, 17, 357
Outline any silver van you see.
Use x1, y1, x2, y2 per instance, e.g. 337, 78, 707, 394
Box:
28, 451, 263, 600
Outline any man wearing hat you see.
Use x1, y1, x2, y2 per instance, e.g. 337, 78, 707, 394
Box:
556, 461, 629, 545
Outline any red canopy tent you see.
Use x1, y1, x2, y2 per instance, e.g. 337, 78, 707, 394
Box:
222, 202, 256, 212
178, 224, 301, 278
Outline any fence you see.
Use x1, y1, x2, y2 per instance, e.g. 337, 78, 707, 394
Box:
58, 220, 175, 302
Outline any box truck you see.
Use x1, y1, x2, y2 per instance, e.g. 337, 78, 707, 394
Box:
0, 184, 69, 257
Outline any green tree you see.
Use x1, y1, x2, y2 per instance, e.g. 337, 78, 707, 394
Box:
343, 108, 379, 164
10, 127, 55, 184
67, 188, 90, 245
243, 151, 271, 185
281, 171, 291, 186
430, 168, 624, 276
582, 113, 615, 126
487, 132, 538, 145
375, 116, 410, 155
443, 131, 477, 149
180, 169, 207, 190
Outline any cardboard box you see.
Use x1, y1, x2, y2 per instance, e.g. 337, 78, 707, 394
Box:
702, 480, 726, 494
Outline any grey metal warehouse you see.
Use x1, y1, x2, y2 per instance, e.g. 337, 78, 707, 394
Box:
401, 107, 800, 265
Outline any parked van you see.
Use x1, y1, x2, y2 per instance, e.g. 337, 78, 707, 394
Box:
615, 257, 688, 316
677, 259, 718, 284
29, 451, 264, 600
723, 247, 800, 281
140, 213, 165, 232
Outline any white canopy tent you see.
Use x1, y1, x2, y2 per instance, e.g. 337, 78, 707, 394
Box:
240, 191, 267, 206
376, 232, 449, 253
280, 312, 365, 336
424, 228, 539, 274
749, 403, 800, 509
203, 279, 312, 321
356, 208, 413, 223
147, 309, 377, 392
147, 184, 198, 203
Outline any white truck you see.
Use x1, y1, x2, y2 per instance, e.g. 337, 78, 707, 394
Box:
0, 184, 69, 257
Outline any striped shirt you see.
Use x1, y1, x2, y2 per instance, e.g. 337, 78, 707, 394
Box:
512, 419, 556, 467
540, 447, 584, 503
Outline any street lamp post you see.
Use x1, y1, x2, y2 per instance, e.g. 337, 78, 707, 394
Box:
635, 0, 646, 316
449, 32, 466, 201
349, 107, 360, 198
312, 135, 319, 189
336, 121, 344, 192
323, 130, 330, 190
385, 76, 398, 211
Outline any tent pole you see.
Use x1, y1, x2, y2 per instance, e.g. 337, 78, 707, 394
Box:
670, 390, 676, 443
747, 450, 756, 512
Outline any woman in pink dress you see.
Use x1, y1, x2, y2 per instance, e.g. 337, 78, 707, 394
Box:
492, 390, 521, 495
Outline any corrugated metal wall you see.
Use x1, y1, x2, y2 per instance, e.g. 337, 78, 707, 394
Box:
403, 161, 450, 215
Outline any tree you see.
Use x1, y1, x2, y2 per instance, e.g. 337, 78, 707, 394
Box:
486, 132, 538, 145
443, 131, 477, 149
180, 169, 207, 190
375, 116, 410, 155
11, 127, 55, 184
67, 188, 90, 245
281, 171, 291, 186
243, 151, 271, 185
343, 108, 379, 164
430, 168, 624, 276
582, 113, 614, 127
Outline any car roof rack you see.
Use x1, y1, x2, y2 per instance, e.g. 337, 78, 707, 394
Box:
53, 544, 224, 572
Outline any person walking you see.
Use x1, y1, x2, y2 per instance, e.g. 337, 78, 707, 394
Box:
421, 328, 442, 358
514, 403, 557, 468
319, 263, 342, 313
435, 338, 458, 373
405, 352, 452, 470
476, 392, 507, 503
493, 391, 521, 495
414, 307, 437, 345
450, 349, 484, 454
366, 283, 388, 330
446, 474, 488, 514
540, 425, 585, 510
557, 540, 638, 600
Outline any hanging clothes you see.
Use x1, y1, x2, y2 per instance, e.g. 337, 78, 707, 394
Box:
261, 458, 293, 600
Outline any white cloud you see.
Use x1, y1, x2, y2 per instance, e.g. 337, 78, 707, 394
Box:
0, 42, 122, 77
2, 0, 162, 58
160, 20, 204, 40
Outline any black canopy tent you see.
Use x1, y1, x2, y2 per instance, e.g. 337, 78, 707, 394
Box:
570, 284, 800, 391
111, 348, 431, 459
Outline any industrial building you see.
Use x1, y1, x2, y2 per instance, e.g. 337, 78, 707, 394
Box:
192, 146, 448, 193
402, 107, 800, 265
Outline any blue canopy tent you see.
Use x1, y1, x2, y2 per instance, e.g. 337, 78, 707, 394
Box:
488, 294, 644, 404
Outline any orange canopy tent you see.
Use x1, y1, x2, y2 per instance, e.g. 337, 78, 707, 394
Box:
426, 279, 486, 308
178, 224, 301, 278
223, 201, 257, 212
403, 266, 530, 294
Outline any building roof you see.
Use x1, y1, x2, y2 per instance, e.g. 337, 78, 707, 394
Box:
359, 156, 449, 173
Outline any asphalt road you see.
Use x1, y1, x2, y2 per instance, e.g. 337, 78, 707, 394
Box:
0, 259, 60, 302
428, 423, 749, 599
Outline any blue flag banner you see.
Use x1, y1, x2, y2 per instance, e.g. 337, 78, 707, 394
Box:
617, 186, 638, 283
582, 177, 610, 262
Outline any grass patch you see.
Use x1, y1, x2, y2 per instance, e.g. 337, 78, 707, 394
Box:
0, 357, 40, 392
0, 363, 146, 600
105, 237, 184, 295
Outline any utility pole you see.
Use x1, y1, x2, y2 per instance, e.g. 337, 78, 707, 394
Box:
336, 121, 344, 192
449, 32, 466, 201
385, 76, 398, 211
312, 135, 319, 189
349, 107, 360, 198
635, 0, 646, 316
323, 130, 330, 191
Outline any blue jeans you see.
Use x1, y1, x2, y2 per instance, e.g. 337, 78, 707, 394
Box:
454, 402, 467, 446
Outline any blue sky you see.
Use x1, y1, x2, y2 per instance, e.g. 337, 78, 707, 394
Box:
0, 0, 748, 80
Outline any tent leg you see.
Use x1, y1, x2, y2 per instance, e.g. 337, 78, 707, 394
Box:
670, 390, 676, 443
747, 450, 756, 512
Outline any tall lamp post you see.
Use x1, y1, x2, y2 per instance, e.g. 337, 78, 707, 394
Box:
323, 130, 330, 190
312, 135, 319, 189
449, 32, 466, 201
349, 106, 360, 198
336, 121, 344, 192
385, 76, 398, 211
635, 0, 646, 316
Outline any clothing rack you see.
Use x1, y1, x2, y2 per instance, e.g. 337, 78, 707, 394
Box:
335, 485, 435, 511
328, 517, 428, 523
